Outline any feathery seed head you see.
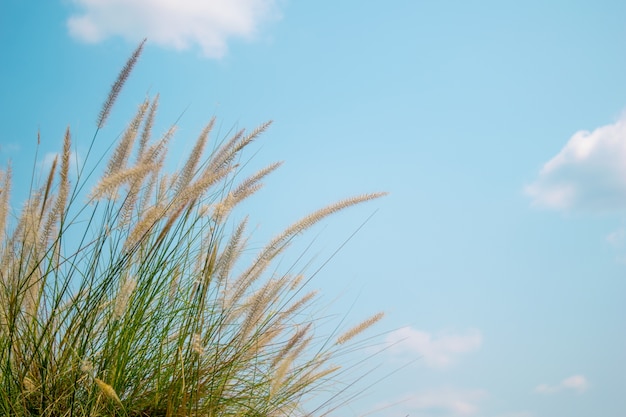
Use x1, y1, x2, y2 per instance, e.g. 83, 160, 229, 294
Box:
97, 38, 146, 128
23, 376, 36, 393
94, 378, 123, 406
103, 99, 150, 178
191, 333, 204, 355
80, 359, 94, 375
113, 277, 137, 319
0, 166, 12, 240
336, 311, 385, 345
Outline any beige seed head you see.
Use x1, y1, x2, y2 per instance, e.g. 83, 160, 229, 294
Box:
255, 193, 388, 275
94, 378, 123, 406
23, 376, 36, 393
191, 333, 204, 355
97, 38, 146, 129
336, 311, 385, 345
80, 359, 94, 375
90, 163, 154, 202
174, 117, 215, 194
113, 278, 137, 319
0, 166, 11, 241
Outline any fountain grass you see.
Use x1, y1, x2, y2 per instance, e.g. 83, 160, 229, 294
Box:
0, 40, 386, 416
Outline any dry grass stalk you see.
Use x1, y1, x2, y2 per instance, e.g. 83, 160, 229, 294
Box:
90, 162, 155, 202
94, 378, 123, 406
113, 277, 137, 319
271, 323, 312, 368
55, 127, 72, 218
271, 334, 313, 396
336, 311, 385, 345
22, 376, 36, 393
191, 333, 204, 355
140, 125, 175, 167
214, 217, 248, 286
225, 258, 271, 312
279, 290, 318, 322
239, 281, 274, 340
211, 192, 235, 221
40, 155, 58, 220
289, 274, 305, 291
167, 266, 181, 304
136, 94, 159, 161
177, 162, 236, 210
256, 193, 389, 273
38, 126, 72, 251
174, 117, 215, 194
228, 161, 283, 208
298, 364, 342, 393
153, 203, 188, 247
123, 204, 166, 251
0, 166, 11, 241
135, 167, 159, 220
97, 38, 146, 129
234, 162, 283, 199
280, 193, 387, 243
102, 99, 149, 179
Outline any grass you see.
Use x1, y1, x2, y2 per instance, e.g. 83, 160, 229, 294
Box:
0, 40, 386, 416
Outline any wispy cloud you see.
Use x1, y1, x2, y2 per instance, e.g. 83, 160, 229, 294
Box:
525, 112, 626, 212
604, 225, 626, 263
383, 388, 487, 417
67, 0, 281, 58
535, 375, 589, 394
385, 327, 482, 368
606, 226, 626, 246
0, 143, 20, 154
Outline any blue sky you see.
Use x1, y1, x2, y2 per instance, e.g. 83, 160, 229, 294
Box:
1, 1, 626, 416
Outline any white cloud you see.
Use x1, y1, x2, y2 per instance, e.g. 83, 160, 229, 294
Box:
385, 327, 482, 368
386, 388, 487, 417
67, 0, 281, 58
525, 112, 626, 212
535, 374, 589, 394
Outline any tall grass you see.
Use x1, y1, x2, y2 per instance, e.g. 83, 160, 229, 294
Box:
0, 40, 386, 416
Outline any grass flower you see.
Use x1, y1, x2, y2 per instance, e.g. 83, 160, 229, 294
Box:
113, 277, 137, 319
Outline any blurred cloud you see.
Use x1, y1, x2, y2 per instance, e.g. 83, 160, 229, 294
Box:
385, 327, 482, 368
535, 374, 589, 394
0, 143, 20, 153
67, 0, 281, 58
389, 388, 487, 417
525, 112, 626, 212
606, 226, 625, 246
605, 225, 626, 263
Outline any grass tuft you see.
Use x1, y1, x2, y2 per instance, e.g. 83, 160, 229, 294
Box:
0, 41, 387, 416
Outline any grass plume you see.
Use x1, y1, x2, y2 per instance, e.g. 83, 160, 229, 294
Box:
97, 38, 146, 129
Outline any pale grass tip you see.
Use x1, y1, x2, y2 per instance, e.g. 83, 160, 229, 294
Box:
336, 312, 385, 345
94, 378, 123, 406
191, 333, 204, 355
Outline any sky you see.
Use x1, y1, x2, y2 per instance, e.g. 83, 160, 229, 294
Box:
1, 1, 626, 416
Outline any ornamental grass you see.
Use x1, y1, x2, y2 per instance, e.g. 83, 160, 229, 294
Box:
0, 40, 385, 416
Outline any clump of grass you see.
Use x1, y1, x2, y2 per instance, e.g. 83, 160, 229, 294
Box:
0, 41, 386, 416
